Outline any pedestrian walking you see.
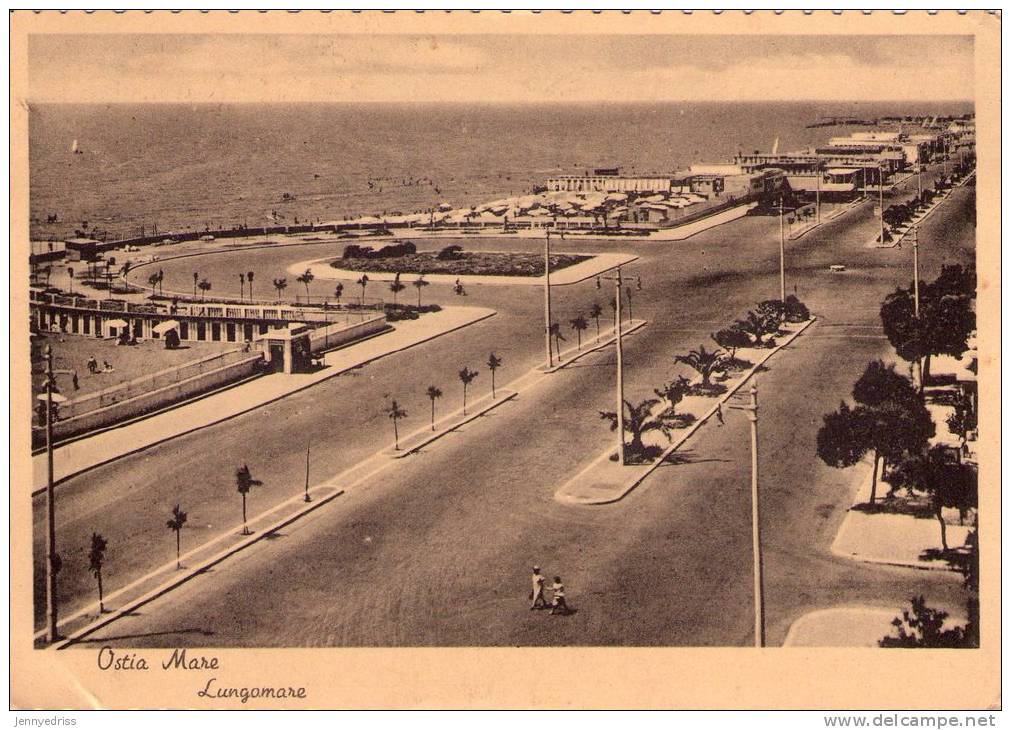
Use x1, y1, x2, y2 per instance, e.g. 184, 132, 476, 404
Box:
550, 576, 570, 615
716, 402, 724, 427
87, 356, 98, 374
529, 566, 547, 610
72, 370, 79, 391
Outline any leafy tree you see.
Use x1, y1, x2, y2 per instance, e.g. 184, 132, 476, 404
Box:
756, 299, 787, 325
247, 271, 255, 299
386, 399, 407, 450
675, 345, 726, 387
458, 367, 478, 415
413, 276, 429, 307
148, 271, 162, 294
235, 464, 262, 536
487, 353, 502, 398
296, 269, 315, 301
273, 277, 287, 300
894, 445, 977, 551
426, 385, 443, 431
166, 504, 187, 570
239, 272, 246, 300
192, 272, 198, 297
589, 302, 604, 341
88, 532, 108, 613
879, 596, 971, 648
197, 278, 212, 301
334, 282, 344, 304
712, 325, 752, 363
852, 360, 920, 409
784, 294, 810, 322
654, 375, 692, 413
600, 398, 681, 462
946, 391, 977, 449
737, 310, 775, 347
569, 314, 589, 350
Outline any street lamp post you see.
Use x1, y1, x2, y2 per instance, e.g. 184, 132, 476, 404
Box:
599, 268, 632, 465
878, 164, 886, 246
544, 229, 554, 367
778, 196, 786, 303
43, 346, 59, 644
729, 383, 765, 647
912, 226, 923, 391
815, 165, 821, 224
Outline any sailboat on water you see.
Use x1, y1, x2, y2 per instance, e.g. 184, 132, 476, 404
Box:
71, 139, 83, 155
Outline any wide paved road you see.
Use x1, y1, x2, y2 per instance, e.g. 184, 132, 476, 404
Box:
40, 174, 976, 645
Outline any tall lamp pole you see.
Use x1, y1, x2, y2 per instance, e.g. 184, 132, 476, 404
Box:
778, 196, 786, 303
912, 226, 923, 391
815, 164, 821, 224
544, 229, 554, 367
598, 268, 637, 466
729, 383, 765, 647
878, 163, 886, 246
43, 346, 59, 644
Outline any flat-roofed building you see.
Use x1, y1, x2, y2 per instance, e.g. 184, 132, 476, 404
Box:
545, 170, 673, 193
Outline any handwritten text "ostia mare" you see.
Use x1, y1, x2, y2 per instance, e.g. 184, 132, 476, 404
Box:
97, 647, 220, 671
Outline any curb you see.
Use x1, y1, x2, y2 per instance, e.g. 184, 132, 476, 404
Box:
386, 390, 518, 458
787, 198, 865, 241
34, 308, 496, 492
555, 316, 818, 505
540, 319, 648, 373
49, 487, 347, 649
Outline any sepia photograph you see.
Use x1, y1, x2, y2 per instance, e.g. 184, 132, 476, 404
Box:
9, 10, 1000, 711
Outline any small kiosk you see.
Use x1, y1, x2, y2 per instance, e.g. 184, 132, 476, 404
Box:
255, 323, 313, 374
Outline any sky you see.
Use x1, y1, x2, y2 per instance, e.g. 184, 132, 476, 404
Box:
27, 34, 974, 104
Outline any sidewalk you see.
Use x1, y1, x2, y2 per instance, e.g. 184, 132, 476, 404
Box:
30, 305, 495, 495
556, 317, 817, 505
869, 176, 967, 249
782, 606, 919, 647
829, 459, 971, 573
648, 202, 758, 241
294, 252, 639, 287
787, 198, 865, 241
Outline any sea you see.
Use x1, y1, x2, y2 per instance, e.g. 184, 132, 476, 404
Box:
28, 101, 973, 241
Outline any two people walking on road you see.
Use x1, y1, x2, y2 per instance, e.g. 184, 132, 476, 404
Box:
529, 566, 572, 616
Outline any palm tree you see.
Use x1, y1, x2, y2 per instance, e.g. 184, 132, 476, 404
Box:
654, 375, 692, 412
166, 504, 187, 570
413, 276, 430, 307
67, 266, 74, 294
88, 532, 108, 613
157, 269, 164, 296
738, 310, 770, 347
334, 282, 344, 305
273, 277, 287, 301
247, 271, 255, 299
589, 302, 603, 341
426, 384, 442, 428
459, 367, 478, 415
148, 271, 161, 295
487, 352, 502, 398
675, 345, 726, 387
386, 399, 407, 449
549, 323, 566, 363
235, 464, 262, 536
357, 274, 370, 305
569, 314, 589, 350
197, 278, 212, 301
192, 272, 199, 297
600, 398, 679, 460
296, 269, 315, 303
389, 273, 406, 306
239, 272, 246, 300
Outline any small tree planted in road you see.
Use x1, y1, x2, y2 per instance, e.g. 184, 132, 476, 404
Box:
357, 274, 370, 305
654, 375, 692, 413
426, 385, 443, 431
192, 272, 199, 296
235, 464, 263, 536
413, 276, 429, 307
239, 272, 246, 300
737, 310, 775, 348
487, 353, 502, 398
589, 302, 603, 341
893, 445, 977, 552
273, 277, 287, 300
247, 271, 255, 299
88, 532, 108, 613
386, 399, 407, 450
197, 278, 212, 301
459, 367, 478, 415
296, 269, 315, 302
333, 282, 344, 304
879, 596, 971, 648
549, 322, 566, 363
676, 345, 726, 389
166, 505, 187, 570
389, 273, 406, 306
712, 325, 753, 368
600, 398, 684, 463
569, 314, 589, 351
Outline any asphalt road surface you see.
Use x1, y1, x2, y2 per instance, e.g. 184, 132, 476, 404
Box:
37, 172, 976, 646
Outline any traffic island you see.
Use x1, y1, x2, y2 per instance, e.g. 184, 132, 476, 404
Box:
539, 319, 648, 374
384, 389, 518, 458
781, 606, 921, 647
555, 317, 817, 505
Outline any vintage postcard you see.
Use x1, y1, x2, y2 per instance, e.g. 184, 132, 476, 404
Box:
9, 10, 1001, 710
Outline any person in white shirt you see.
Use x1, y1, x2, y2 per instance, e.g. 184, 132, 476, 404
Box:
550, 576, 569, 615
530, 566, 547, 610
